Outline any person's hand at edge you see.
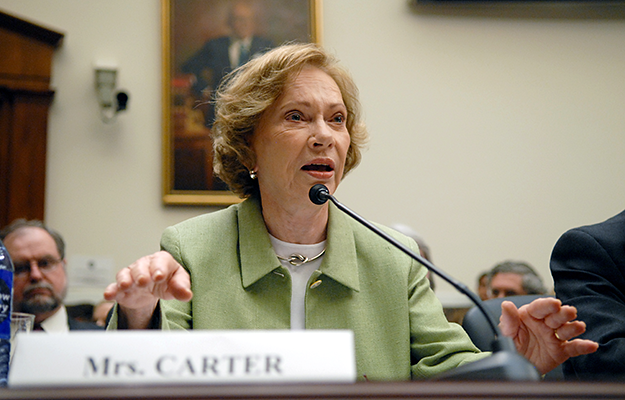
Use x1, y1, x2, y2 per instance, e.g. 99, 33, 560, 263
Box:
103, 251, 193, 329
499, 297, 598, 375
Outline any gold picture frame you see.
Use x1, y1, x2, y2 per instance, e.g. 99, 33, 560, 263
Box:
162, 0, 322, 206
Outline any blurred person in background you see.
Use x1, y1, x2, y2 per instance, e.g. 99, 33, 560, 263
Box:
476, 272, 489, 301
390, 224, 435, 291
487, 260, 547, 299
0, 219, 103, 332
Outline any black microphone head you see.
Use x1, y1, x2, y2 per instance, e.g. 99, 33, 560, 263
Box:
309, 184, 330, 205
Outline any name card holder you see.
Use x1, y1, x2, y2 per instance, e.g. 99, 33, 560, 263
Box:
9, 330, 355, 387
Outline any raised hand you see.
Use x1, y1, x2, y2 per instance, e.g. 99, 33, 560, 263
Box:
103, 251, 193, 329
499, 297, 598, 375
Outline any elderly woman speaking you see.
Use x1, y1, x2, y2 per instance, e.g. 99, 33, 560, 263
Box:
105, 43, 597, 380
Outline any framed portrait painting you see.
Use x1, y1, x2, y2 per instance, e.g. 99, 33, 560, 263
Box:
162, 0, 322, 205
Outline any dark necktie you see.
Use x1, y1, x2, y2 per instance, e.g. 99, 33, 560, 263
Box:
239, 42, 250, 67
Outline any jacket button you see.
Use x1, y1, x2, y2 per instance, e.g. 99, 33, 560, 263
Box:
309, 280, 322, 289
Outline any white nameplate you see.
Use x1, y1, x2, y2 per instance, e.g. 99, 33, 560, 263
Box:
8, 330, 355, 387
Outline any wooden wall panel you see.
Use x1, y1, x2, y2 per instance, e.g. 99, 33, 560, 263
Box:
0, 11, 62, 228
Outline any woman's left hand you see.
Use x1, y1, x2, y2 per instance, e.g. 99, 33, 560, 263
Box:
499, 297, 599, 375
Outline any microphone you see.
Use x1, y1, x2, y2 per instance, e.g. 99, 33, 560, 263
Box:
309, 183, 331, 205
308, 184, 539, 381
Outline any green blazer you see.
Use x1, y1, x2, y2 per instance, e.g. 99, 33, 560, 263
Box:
113, 196, 486, 380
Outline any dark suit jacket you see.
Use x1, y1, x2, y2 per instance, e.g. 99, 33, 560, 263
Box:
181, 35, 274, 115
550, 209, 625, 380
68, 317, 104, 331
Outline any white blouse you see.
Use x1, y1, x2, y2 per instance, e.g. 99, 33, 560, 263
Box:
269, 235, 326, 330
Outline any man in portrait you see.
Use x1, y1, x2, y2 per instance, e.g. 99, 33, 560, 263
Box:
181, 0, 274, 127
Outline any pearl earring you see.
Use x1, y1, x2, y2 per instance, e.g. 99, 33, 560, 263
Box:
249, 169, 257, 180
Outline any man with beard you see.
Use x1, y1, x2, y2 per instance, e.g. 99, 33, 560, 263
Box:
0, 219, 102, 332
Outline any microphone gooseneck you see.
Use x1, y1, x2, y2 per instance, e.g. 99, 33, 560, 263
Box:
307, 184, 540, 382
308, 185, 502, 341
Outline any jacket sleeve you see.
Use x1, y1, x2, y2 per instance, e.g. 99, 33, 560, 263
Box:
551, 228, 625, 380
157, 224, 193, 331
105, 224, 190, 331
405, 255, 488, 379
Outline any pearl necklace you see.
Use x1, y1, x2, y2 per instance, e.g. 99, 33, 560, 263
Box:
276, 248, 326, 266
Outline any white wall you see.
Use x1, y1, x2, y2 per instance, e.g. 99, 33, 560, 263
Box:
1, 0, 624, 305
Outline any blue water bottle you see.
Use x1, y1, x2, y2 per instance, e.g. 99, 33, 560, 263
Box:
0, 239, 14, 387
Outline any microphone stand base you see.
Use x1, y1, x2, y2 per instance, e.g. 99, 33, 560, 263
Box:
432, 350, 540, 381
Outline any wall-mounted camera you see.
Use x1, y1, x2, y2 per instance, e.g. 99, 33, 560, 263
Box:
94, 62, 130, 123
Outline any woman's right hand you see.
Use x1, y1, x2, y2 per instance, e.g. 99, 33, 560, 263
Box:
103, 251, 193, 329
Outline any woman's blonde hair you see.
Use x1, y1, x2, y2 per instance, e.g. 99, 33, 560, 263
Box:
212, 42, 369, 197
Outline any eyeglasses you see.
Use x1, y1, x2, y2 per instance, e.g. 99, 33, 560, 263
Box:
13, 257, 63, 277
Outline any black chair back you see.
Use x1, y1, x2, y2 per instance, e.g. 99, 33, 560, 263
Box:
462, 294, 564, 380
